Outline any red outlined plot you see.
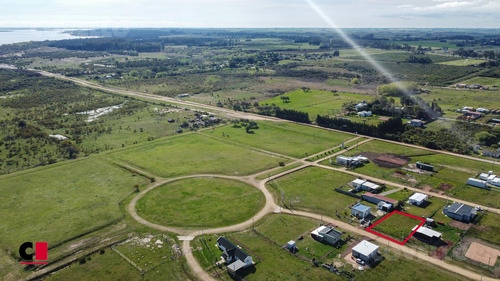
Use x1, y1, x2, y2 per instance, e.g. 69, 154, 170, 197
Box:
366, 210, 425, 245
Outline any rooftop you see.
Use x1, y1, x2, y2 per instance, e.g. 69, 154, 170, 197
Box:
412, 225, 442, 238
352, 203, 371, 212
409, 193, 428, 202
352, 240, 379, 256
446, 203, 476, 216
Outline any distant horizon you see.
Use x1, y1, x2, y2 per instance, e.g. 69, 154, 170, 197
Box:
2, 0, 499, 29
1, 27, 500, 30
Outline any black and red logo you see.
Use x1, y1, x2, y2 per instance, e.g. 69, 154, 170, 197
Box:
19, 242, 48, 264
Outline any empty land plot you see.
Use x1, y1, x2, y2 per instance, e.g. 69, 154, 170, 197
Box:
136, 178, 264, 228
0, 157, 148, 257
255, 214, 320, 245
468, 212, 500, 245
370, 212, 423, 243
261, 89, 371, 119
449, 184, 500, 208
266, 167, 358, 216
206, 121, 354, 158
109, 133, 289, 178
465, 242, 500, 266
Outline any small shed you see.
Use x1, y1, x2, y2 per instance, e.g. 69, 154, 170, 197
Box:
286, 240, 296, 250
416, 161, 434, 172
466, 178, 488, 189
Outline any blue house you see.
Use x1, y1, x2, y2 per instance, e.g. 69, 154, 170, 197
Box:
351, 203, 371, 218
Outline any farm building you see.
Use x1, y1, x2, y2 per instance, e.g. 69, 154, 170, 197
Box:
458, 111, 482, 120
358, 111, 372, 117
479, 172, 500, 187
407, 119, 423, 127
466, 178, 488, 189
217, 237, 253, 273
416, 161, 434, 172
362, 192, 398, 211
350, 179, 380, 192
311, 226, 342, 247
409, 193, 428, 206
443, 203, 477, 223
336, 155, 368, 167
351, 203, 371, 219
411, 225, 442, 245
352, 240, 379, 264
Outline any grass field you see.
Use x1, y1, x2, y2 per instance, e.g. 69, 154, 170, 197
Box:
46, 236, 193, 281
0, 157, 148, 257
439, 59, 486, 66
261, 89, 371, 119
419, 87, 500, 118
459, 77, 500, 87
266, 167, 358, 216
403, 196, 447, 218
204, 121, 354, 158
255, 162, 304, 180
371, 212, 423, 243
109, 133, 288, 178
136, 177, 264, 228
467, 212, 500, 245
45, 250, 143, 281
385, 189, 412, 201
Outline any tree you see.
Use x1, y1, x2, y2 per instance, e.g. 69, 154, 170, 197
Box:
476, 132, 498, 146
350, 78, 360, 84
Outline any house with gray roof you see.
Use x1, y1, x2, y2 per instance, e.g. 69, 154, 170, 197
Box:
443, 203, 476, 223
217, 237, 253, 273
311, 226, 342, 247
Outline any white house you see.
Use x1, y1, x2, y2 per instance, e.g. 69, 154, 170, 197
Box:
336, 155, 368, 167
407, 119, 423, 127
466, 178, 488, 189
358, 111, 372, 117
352, 240, 379, 263
411, 225, 442, 245
351, 179, 380, 192
476, 108, 489, 113
408, 193, 428, 206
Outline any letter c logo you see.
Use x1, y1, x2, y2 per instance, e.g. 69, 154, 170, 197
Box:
19, 242, 34, 260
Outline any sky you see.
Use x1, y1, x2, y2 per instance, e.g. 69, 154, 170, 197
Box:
0, 0, 499, 28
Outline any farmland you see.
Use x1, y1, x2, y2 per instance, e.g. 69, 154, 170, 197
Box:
261, 89, 371, 118
203, 121, 354, 158
136, 177, 264, 228
0, 157, 148, 258
109, 133, 288, 178
370, 212, 424, 243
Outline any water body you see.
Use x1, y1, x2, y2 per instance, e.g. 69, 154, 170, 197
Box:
0, 29, 95, 46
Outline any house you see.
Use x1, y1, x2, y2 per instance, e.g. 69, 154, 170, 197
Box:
362, 192, 398, 211
489, 118, 500, 124
311, 226, 342, 246
286, 240, 296, 251
463, 106, 474, 111
351, 203, 371, 219
352, 240, 379, 264
48, 134, 68, 141
177, 94, 190, 98
476, 108, 489, 113
355, 101, 367, 111
466, 178, 488, 189
358, 111, 372, 117
407, 119, 423, 127
480, 172, 500, 187
409, 193, 428, 206
443, 203, 477, 223
416, 161, 434, 172
411, 225, 442, 245
456, 84, 467, 88
351, 179, 380, 192
217, 237, 253, 273
483, 150, 500, 158
460, 111, 482, 120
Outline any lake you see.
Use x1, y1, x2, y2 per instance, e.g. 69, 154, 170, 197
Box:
0, 29, 95, 46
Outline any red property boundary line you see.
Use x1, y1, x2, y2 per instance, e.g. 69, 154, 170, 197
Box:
366, 210, 425, 245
